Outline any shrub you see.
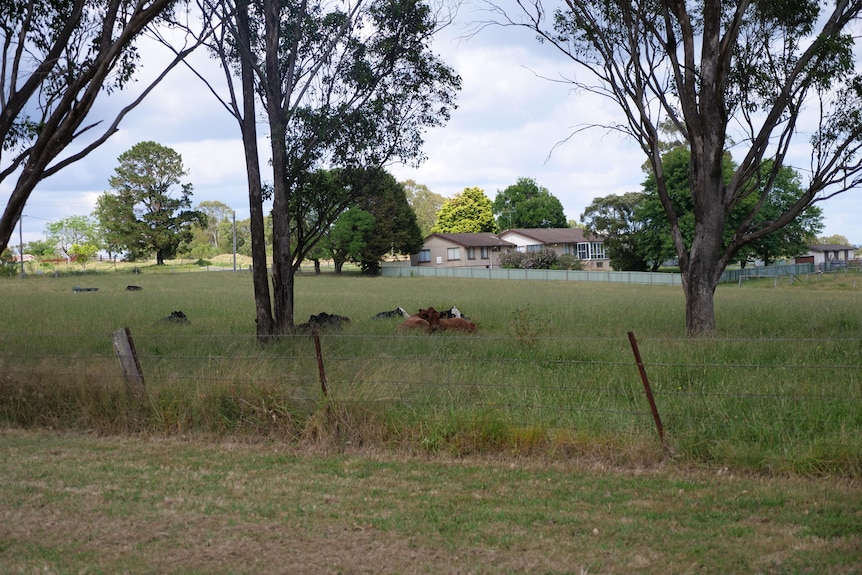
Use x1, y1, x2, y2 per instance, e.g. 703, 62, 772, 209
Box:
499, 248, 561, 270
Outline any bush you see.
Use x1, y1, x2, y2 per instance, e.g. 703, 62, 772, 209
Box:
499, 248, 561, 270
554, 254, 584, 271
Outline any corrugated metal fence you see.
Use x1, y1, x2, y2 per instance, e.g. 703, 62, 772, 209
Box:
381, 262, 818, 285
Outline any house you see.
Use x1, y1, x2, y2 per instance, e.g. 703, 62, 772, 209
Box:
497, 228, 611, 270
412, 233, 515, 268
795, 244, 857, 270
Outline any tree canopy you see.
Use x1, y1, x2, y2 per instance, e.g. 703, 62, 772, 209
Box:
191, 0, 461, 336
0, 0, 204, 256
581, 192, 654, 272
97, 142, 206, 265
503, 0, 862, 335
492, 177, 567, 230
318, 168, 423, 274
583, 146, 823, 271
402, 179, 445, 237
431, 187, 497, 233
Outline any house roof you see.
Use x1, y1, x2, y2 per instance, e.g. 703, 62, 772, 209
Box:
425, 232, 515, 248
808, 244, 855, 252
499, 228, 601, 244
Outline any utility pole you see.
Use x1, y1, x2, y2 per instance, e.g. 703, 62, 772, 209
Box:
18, 215, 24, 276
232, 211, 237, 271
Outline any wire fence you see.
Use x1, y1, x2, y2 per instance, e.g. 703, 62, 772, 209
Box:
4, 329, 859, 462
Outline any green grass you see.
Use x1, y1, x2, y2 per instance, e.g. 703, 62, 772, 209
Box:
1, 267, 861, 475
0, 430, 859, 574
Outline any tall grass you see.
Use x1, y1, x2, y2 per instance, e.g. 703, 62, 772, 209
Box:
1, 268, 860, 475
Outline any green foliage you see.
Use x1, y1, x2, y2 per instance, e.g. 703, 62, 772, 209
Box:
402, 179, 444, 237
98, 141, 206, 265
328, 207, 377, 273
581, 192, 655, 271
431, 187, 497, 233
306, 167, 422, 275
44, 215, 100, 256
68, 244, 98, 267
640, 147, 824, 266
493, 177, 567, 230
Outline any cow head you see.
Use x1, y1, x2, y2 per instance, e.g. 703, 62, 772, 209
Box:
418, 307, 442, 332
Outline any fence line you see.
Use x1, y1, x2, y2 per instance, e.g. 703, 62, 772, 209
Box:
381, 262, 836, 285
2, 331, 860, 457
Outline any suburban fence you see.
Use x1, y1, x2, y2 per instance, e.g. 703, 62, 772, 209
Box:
6, 328, 856, 463
381, 262, 844, 285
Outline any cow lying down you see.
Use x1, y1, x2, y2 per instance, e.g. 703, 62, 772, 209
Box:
398, 307, 477, 334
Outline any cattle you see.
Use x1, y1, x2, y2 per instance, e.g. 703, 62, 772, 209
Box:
439, 317, 478, 333
438, 306, 467, 319
160, 310, 190, 324
297, 311, 351, 332
372, 307, 410, 320
397, 307, 442, 333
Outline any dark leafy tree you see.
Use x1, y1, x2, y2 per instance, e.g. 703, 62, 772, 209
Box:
581, 193, 655, 271
351, 169, 424, 275
0, 0, 205, 255
640, 147, 823, 268
327, 208, 377, 274
497, 0, 862, 334
98, 142, 206, 264
186, 0, 461, 337
493, 177, 567, 230
313, 167, 422, 274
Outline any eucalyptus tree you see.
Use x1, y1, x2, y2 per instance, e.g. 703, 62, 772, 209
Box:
186, 0, 460, 336
492, 0, 862, 334
0, 0, 206, 256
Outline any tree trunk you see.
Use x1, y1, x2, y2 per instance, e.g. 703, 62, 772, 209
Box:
264, 0, 295, 334
237, 0, 273, 340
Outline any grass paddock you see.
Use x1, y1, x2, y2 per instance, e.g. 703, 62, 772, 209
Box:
1, 266, 860, 476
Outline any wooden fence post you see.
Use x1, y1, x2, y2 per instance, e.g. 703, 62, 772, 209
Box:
112, 327, 145, 397
627, 331, 667, 450
312, 330, 328, 397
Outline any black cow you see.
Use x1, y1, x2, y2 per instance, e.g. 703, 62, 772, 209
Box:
297, 311, 351, 332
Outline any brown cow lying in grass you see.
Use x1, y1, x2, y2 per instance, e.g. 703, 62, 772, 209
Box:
398, 307, 477, 334
398, 307, 442, 333
439, 317, 478, 333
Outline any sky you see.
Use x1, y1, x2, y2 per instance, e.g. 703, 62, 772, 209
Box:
4, 3, 861, 250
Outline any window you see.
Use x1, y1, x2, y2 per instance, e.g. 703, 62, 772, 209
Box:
596, 261, 603, 268
480, 247, 490, 259
419, 249, 431, 263
467, 247, 476, 260
447, 247, 460, 261
591, 242, 606, 259
577, 242, 589, 260
526, 244, 543, 253
564, 243, 575, 255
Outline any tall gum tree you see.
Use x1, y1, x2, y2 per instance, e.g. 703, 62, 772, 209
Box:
0, 0, 207, 255
185, 0, 460, 338
489, 0, 862, 335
